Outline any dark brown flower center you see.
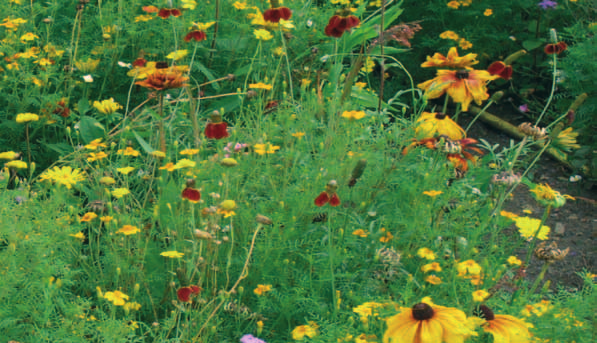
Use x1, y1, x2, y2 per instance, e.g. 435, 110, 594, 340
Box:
156, 61, 169, 69
455, 70, 469, 80
434, 112, 447, 120
475, 305, 495, 321
412, 303, 434, 320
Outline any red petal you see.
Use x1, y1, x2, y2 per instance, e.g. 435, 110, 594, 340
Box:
346, 15, 360, 29
189, 285, 202, 295
556, 41, 567, 53
325, 24, 344, 38
314, 192, 330, 206
182, 187, 201, 202
263, 9, 281, 23
177, 287, 192, 302
158, 9, 171, 19
279, 7, 292, 20
499, 65, 513, 80
487, 61, 506, 76
205, 122, 229, 139
329, 193, 340, 207
132, 58, 147, 67
185, 30, 206, 42
171, 9, 182, 17
544, 44, 557, 54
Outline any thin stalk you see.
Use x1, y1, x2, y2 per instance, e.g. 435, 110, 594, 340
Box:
377, 0, 386, 113
524, 205, 552, 267
158, 92, 166, 152
24, 124, 32, 172
535, 52, 557, 125
465, 100, 495, 133
207, 0, 221, 67
528, 261, 550, 296
280, 30, 294, 100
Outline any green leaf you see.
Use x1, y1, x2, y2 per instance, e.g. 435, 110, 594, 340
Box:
194, 61, 220, 90
345, 1, 404, 50
522, 39, 544, 51
77, 116, 105, 144
133, 131, 155, 154
77, 98, 91, 115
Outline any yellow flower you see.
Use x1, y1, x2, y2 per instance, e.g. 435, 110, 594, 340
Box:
355, 334, 377, 343
423, 190, 443, 197
425, 275, 442, 285
135, 15, 154, 22
415, 112, 465, 140
472, 290, 490, 302
475, 305, 532, 343
159, 162, 177, 171
418, 69, 498, 112
421, 47, 478, 68
69, 232, 86, 239
380, 231, 393, 243
447, 1, 460, 9
361, 57, 375, 73
20, 32, 39, 42
291, 323, 318, 340
16, 113, 39, 123
254, 29, 273, 40
253, 284, 272, 296
80, 212, 98, 222
0, 151, 19, 160
341, 110, 366, 120
352, 229, 369, 238
249, 82, 273, 90
87, 152, 108, 162
253, 143, 280, 155
181, 0, 197, 10
111, 188, 131, 198
174, 158, 196, 169
233, 1, 248, 10
75, 58, 100, 73
514, 217, 550, 241
180, 149, 200, 156
457, 259, 482, 276
39, 166, 86, 188
484, 9, 493, 16
117, 147, 140, 157
117, 167, 135, 175
192, 21, 216, 30
421, 262, 442, 273
103, 290, 129, 306
291, 132, 306, 139
99, 176, 116, 185
100, 215, 113, 223
93, 98, 122, 115
529, 183, 572, 208
353, 302, 384, 322
218, 200, 237, 217
85, 138, 107, 150
459, 38, 473, 50
383, 303, 476, 343
439, 30, 459, 40
160, 250, 184, 258
500, 211, 519, 220
4, 160, 27, 169
151, 150, 166, 158
507, 256, 522, 266
417, 248, 436, 260
123, 301, 141, 311
166, 49, 189, 61
0, 17, 27, 31
116, 225, 141, 235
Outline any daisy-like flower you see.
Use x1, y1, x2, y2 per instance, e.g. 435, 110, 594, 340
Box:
249, 82, 273, 90
116, 225, 141, 235
111, 188, 131, 198
174, 158, 196, 169
85, 138, 107, 150
179, 149, 200, 156
314, 180, 340, 207
472, 290, 490, 302
417, 248, 436, 260
218, 200, 237, 217
507, 256, 522, 266
291, 322, 318, 340
421, 262, 442, 273
253, 143, 280, 155
5, 160, 27, 169
418, 69, 499, 112
177, 285, 201, 302
205, 111, 229, 139
184, 30, 206, 42
425, 275, 442, 285
80, 212, 98, 222
474, 305, 531, 343
325, 13, 360, 38
160, 250, 184, 258
352, 229, 369, 237
528, 183, 572, 208
383, 302, 475, 343
254, 28, 273, 40
93, 98, 122, 115
341, 110, 366, 120
99, 176, 116, 185
103, 290, 129, 306
117, 166, 135, 175
87, 152, 108, 162
421, 47, 478, 69
514, 217, 550, 241
415, 112, 465, 140
135, 68, 188, 90
253, 284, 272, 296
182, 179, 201, 203
158, 8, 182, 19
117, 147, 140, 157
544, 41, 567, 54
39, 166, 86, 188
166, 49, 188, 61
16, 112, 39, 123
457, 259, 482, 276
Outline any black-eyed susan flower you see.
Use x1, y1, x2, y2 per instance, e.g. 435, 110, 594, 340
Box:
421, 47, 478, 69
474, 305, 532, 343
415, 112, 465, 140
314, 180, 340, 207
383, 302, 475, 343
418, 69, 498, 112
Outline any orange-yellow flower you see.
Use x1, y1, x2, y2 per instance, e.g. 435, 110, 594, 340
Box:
421, 47, 478, 69
418, 69, 498, 111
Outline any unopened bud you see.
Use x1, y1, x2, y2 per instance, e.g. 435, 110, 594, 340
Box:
185, 179, 196, 188
490, 91, 504, 102
194, 229, 213, 240
567, 93, 587, 114
220, 158, 238, 167
351, 159, 367, 179
503, 50, 527, 65
549, 28, 558, 43
210, 110, 221, 122
256, 214, 273, 225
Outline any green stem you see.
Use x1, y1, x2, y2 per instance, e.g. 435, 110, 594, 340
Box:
535, 51, 557, 126
465, 100, 494, 133
528, 261, 551, 296
524, 205, 551, 267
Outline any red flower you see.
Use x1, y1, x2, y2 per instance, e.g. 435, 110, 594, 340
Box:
158, 8, 182, 19
53, 99, 70, 118
177, 285, 202, 302
487, 61, 513, 80
544, 41, 567, 54
142, 5, 159, 13
324, 15, 360, 38
182, 187, 201, 203
263, 7, 292, 23
205, 111, 229, 139
314, 180, 340, 207
132, 58, 147, 67
185, 30, 207, 42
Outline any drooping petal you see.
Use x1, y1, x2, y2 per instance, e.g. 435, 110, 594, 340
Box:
329, 193, 340, 207
182, 187, 201, 202
185, 30, 206, 42
488, 61, 506, 76
383, 310, 418, 343
314, 191, 330, 206
418, 318, 444, 343
177, 287, 192, 302
205, 122, 229, 139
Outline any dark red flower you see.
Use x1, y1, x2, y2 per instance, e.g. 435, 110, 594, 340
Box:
184, 30, 207, 42
487, 61, 513, 80
205, 111, 229, 139
182, 187, 201, 203
544, 41, 567, 54
324, 15, 360, 38
177, 285, 202, 303
314, 180, 340, 207
53, 100, 70, 118
132, 58, 147, 67
263, 7, 292, 23
158, 8, 182, 19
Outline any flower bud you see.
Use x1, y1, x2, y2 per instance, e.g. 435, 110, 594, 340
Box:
503, 50, 527, 65
256, 214, 273, 225
220, 158, 238, 167
490, 91, 504, 102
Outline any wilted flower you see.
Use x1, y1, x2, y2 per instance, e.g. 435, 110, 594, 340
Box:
415, 112, 465, 140
518, 122, 546, 140
135, 68, 188, 90
528, 183, 572, 208
534, 241, 569, 263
